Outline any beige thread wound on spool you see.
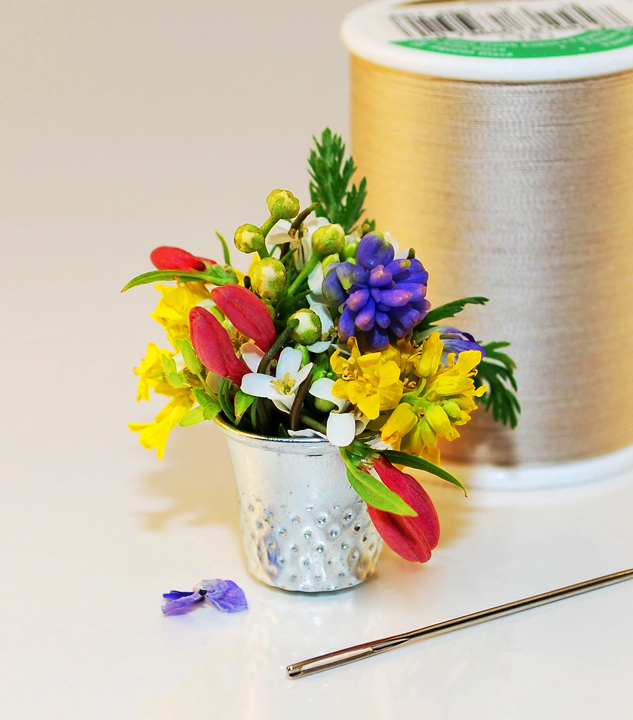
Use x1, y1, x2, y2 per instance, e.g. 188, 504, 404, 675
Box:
351, 55, 633, 465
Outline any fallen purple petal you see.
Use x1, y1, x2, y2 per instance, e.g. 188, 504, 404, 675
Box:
161, 589, 206, 616
162, 579, 248, 616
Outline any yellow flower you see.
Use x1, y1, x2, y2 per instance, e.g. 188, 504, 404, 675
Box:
380, 332, 485, 461
330, 338, 404, 420
133, 342, 174, 402
150, 282, 211, 349
128, 389, 194, 460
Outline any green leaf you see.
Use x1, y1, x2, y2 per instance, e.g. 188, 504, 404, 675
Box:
179, 405, 205, 427
345, 467, 416, 516
382, 450, 468, 495
475, 340, 521, 429
415, 296, 489, 333
161, 355, 177, 375
121, 265, 238, 292
234, 390, 255, 420
176, 338, 202, 375
308, 128, 370, 234
192, 388, 222, 420
167, 372, 187, 389
216, 231, 232, 266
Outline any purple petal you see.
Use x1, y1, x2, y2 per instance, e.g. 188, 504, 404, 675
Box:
391, 304, 421, 330
335, 263, 368, 291
161, 589, 206, 616
384, 259, 412, 277
370, 288, 381, 303
204, 580, 248, 613
437, 326, 486, 356
368, 266, 393, 287
339, 305, 357, 341
347, 288, 370, 312
355, 297, 376, 331
365, 324, 390, 351
379, 288, 413, 307
375, 311, 391, 329
389, 318, 411, 339
357, 232, 395, 270
322, 271, 346, 306
394, 282, 427, 302
411, 298, 431, 318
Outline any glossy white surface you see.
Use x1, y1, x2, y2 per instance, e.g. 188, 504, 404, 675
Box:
2, 2, 632, 718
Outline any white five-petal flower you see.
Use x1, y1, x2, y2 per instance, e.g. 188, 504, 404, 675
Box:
309, 377, 368, 448
241, 347, 313, 414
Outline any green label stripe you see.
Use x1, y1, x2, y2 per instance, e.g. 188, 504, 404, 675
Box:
393, 27, 633, 59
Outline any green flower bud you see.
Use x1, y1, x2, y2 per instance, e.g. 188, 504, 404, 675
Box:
250, 257, 287, 299
314, 397, 337, 413
266, 189, 300, 220
294, 344, 311, 367
322, 253, 340, 272
342, 240, 358, 260
289, 309, 322, 345
311, 223, 345, 256
234, 223, 265, 253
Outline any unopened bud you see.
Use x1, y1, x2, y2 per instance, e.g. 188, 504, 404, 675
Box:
250, 257, 287, 299
342, 240, 358, 260
311, 223, 345, 256
234, 224, 265, 253
289, 309, 322, 345
266, 189, 300, 220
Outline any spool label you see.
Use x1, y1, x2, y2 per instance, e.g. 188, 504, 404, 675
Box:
390, 1, 633, 58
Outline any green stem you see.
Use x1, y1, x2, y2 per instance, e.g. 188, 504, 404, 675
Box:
257, 319, 299, 374
215, 231, 232, 265
260, 214, 278, 238
286, 253, 321, 296
298, 414, 327, 434
218, 377, 235, 424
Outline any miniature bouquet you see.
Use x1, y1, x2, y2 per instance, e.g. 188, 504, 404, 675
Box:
125, 129, 519, 567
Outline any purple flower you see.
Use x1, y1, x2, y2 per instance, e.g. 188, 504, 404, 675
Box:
436, 326, 486, 358
162, 579, 248, 616
322, 232, 430, 351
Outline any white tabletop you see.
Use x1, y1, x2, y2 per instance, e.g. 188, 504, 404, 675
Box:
2, 2, 632, 718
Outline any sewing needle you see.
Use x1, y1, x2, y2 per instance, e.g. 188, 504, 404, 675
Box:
287, 567, 633, 679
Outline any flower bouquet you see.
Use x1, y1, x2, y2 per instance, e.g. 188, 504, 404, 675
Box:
125, 129, 519, 590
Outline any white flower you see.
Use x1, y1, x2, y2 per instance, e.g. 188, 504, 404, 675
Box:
266, 217, 330, 270
240, 341, 264, 372
309, 377, 368, 448
241, 347, 313, 414
306, 299, 334, 354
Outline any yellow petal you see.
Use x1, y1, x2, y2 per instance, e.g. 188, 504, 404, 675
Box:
381, 403, 418, 445
425, 404, 460, 441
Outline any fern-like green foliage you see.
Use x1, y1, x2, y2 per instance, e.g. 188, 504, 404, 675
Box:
475, 342, 521, 429
414, 296, 489, 337
412, 296, 520, 428
308, 128, 370, 234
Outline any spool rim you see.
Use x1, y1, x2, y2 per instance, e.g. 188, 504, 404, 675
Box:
341, 0, 633, 82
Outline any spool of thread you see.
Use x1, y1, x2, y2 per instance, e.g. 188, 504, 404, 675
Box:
342, 0, 633, 488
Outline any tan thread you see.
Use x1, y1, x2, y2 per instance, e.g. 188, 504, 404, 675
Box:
351, 55, 633, 465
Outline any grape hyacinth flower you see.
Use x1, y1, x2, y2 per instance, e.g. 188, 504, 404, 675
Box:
322, 232, 430, 351
162, 579, 248, 616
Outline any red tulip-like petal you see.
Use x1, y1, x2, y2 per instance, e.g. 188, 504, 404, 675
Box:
189, 307, 250, 385
367, 456, 440, 563
150, 246, 215, 272
211, 285, 276, 352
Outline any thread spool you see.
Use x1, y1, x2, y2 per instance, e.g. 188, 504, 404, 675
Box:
342, 0, 633, 489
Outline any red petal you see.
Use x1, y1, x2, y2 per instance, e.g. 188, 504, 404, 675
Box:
211, 285, 276, 352
150, 246, 207, 272
189, 307, 249, 384
367, 456, 440, 563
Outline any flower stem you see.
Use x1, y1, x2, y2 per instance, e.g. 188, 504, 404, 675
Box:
257, 319, 300, 374
290, 369, 313, 431
218, 377, 236, 424
286, 253, 321, 296
260, 214, 278, 238
288, 202, 319, 237
298, 414, 327, 434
